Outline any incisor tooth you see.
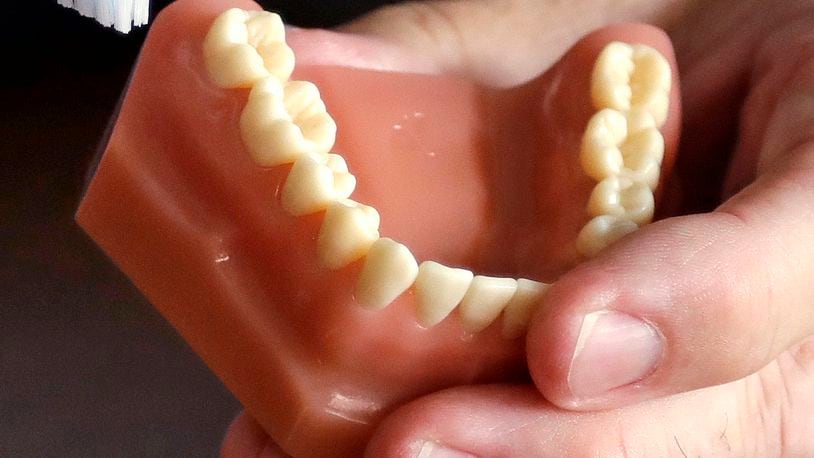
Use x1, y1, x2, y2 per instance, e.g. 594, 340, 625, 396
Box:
281, 153, 356, 216
502, 279, 549, 339
576, 215, 639, 258
414, 261, 474, 328
240, 78, 337, 167
318, 200, 380, 269
355, 238, 419, 310
580, 109, 627, 181
203, 9, 294, 88
587, 176, 654, 225
458, 276, 518, 334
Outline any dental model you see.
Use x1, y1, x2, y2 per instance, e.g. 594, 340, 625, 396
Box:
201, 8, 673, 334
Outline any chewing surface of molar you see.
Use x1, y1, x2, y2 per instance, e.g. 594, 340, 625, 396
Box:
587, 176, 654, 225
318, 199, 380, 270
502, 279, 550, 339
414, 261, 474, 328
580, 108, 628, 181
241, 77, 337, 166
355, 238, 419, 310
203, 9, 294, 88
281, 153, 356, 216
459, 276, 519, 334
576, 214, 639, 258
619, 127, 665, 190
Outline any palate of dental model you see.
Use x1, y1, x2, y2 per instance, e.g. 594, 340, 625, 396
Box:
587, 176, 654, 225
591, 41, 671, 127
576, 215, 639, 258
355, 238, 419, 310
502, 279, 550, 339
241, 77, 338, 166
414, 261, 474, 328
458, 276, 519, 334
203, 8, 295, 89
318, 199, 381, 270
281, 153, 356, 216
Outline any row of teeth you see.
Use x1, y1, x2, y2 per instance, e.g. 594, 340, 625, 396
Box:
203, 8, 549, 338
576, 42, 671, 258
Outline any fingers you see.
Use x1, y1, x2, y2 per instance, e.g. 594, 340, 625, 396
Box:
527, 50, 814, 410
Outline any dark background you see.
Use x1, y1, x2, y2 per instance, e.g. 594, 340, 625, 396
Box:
1, 1, 396, 456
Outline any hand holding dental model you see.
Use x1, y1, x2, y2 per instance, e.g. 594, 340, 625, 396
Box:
77, 0, 814, 455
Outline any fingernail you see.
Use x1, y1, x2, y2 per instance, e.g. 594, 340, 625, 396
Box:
413, 440, 477, 458
567, 311, 663, 399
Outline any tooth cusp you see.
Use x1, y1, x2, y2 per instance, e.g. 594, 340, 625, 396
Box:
414, 261, 474, 328
576, 215, 639, 258
281, 153, 356, 216
355, 238, 419, 310
502, 278, 549, 339
458, 276, 518, 334
318, 200, 380, 270
587, 177, 654, 225
580, 109, 628, 181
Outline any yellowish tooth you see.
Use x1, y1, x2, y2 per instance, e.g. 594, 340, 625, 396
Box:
620, 127, 665, 190
355, 238, 419, 310
501, 278, 549, 339
587, 176, 654, 225
630, 45, 671, 127
580, 108, 628, 181
458, 276, 518, 334
318, 199, 380, 270
414, 261, 474, 328
281, 153, 355, 216
625, 106, 657, 134
591, 41, 635, 111
576, 215, 639, 258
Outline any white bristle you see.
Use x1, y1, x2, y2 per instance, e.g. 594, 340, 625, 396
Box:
57, 0, 149, 33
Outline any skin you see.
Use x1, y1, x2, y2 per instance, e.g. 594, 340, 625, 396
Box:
224, 0, 814, 455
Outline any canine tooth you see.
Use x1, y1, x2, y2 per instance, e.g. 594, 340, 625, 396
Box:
620, 128, 665, 190
281, 153, 356, 216
576, 215, 639, 258
414, 261, 474, 328
355, 238, 419, 310
630, 45, 671, 127
318, 199, 380, 269
587, 177, 654, 225
502, 279, 549, 339
591, 41, 635, 111
580, 109, 627, 181
459, 276, 518, 334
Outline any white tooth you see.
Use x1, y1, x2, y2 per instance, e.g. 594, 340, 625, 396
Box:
502, 278, 549, 339
458, 276, 518, 334
630, 45, 671, 127
620, 128, 665, 190
318, 199, 380, 269
591, 41, 635, 111
587, 177, 655, 225
414, 261, 474, 328
580, 109, 628, 181
281, 153, 356, 216
576, 215, 639, 258
245, 11, 294, 83
625, 106, 657, 134
240, 78, 337, 166
355, 238, 419, 310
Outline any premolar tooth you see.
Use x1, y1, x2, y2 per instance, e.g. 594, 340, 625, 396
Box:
281, 153, 355, 216
576, 215, 639, 258
502, 279, 549, 339
620, 128, 665, 190
591, 41, 635, 111
580, 109, 627, 181
355, 238, 419, 310
587, 177, 654, 225
318, 199, 380, 270
458, 276, 518, 334
414, 261, 474, 328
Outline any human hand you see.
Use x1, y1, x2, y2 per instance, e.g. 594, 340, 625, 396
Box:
224, 0, 814, 455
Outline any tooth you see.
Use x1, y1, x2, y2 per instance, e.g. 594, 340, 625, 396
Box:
355, 238, 419, 310
502, 278, 550, 339
414, 261, 474, 328
587, 177, 655, 225
240, 78, 337, 167
580, 109, 628, 181
591, 41, 635, 112
630, 45, 671, 127
576, 215, 639, 258
620, 127, 665, 190
203, 9, 294, 89
318, 199, 380, 270
281, 153, 356, 216
458, 276, 518, 334
625, 106, 657, 135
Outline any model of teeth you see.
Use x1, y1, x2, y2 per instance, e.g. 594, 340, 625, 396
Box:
200, 9, 678, 335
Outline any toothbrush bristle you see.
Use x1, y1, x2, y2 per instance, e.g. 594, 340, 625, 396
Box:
57, 0, 149, 33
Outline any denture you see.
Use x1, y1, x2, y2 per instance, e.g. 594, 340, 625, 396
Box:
76, 0, 679, 455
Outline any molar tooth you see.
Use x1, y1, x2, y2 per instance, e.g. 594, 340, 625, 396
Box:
414, 261, 474, 328
591, 41, 635, 111
587, 177, 654, 225
580, 109, 628, 181
355, 238, 419, 310
502, 279, 550, 339
620, 128, 665, 190
458, 276, 518, 334
318, 199, 380, 269
281, 153, 356, 216
630, 45, 671, 127
576, 215, 639, 258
